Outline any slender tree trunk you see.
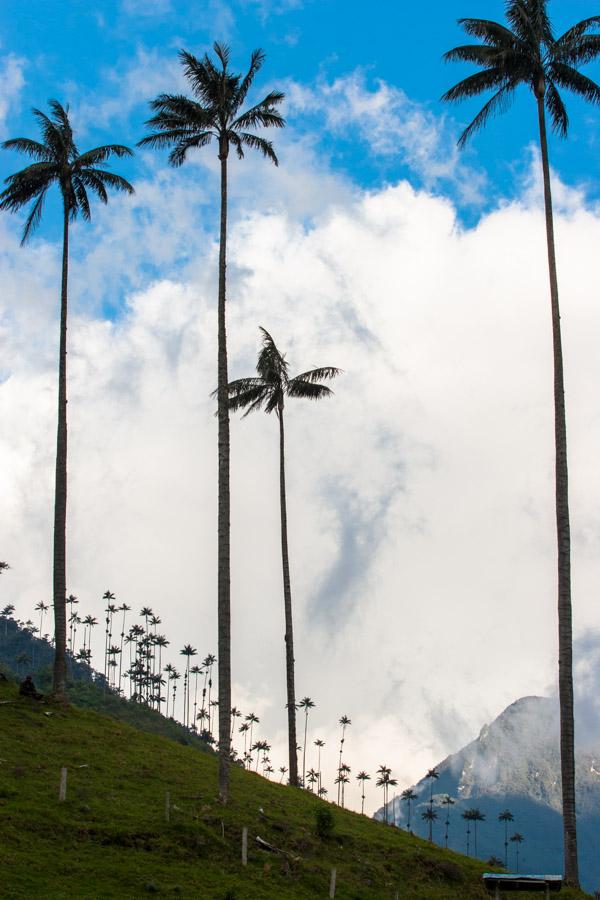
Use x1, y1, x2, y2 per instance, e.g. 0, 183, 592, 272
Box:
278, 402, 298, 786
217, 145, 231, 801
536, 94, 579, 887
52, 204, 69, 699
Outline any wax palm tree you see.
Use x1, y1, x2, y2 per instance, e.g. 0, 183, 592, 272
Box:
35, 601, 49, 639
499, 809, 515, 867
401, 788, 417, 833
297, 696, 316, 787
117, 603, 131, 693
443, 6, 600, 884
279, 765, 288, 784
139, 45, 284, 801
462, 807, 485, 857
510, 832, 524, 869
337, 716, 351, 803
245, 711, 259, 753
0, 108, 133, 697
356, 771, 371, 815
180, 643, 197, 727
314, 739, 325, 793
426, 767, 439, 807
421, 807, 438, 843
376, 765, 396, 823
230, 705, 242, 742
442, 795, 455, 849
190, 664, 202, 729
226, 330, 340, 784
462, 808, 474, 856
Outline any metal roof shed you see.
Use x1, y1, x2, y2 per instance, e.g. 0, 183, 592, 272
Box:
482, 873, 562, 898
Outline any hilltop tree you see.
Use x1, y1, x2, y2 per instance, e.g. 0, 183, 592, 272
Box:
356, 770, 371, 815
0, 107, 133, 698
442, 4, 600, 884
401, 788, 417, 833
225, 329, 340, 785
140, 45, 284, 801
421, 807, 438, 843
510, 832, 524, 869
499, 809, 515, 868
297, 696, 315, 786
442, 794, 455, 848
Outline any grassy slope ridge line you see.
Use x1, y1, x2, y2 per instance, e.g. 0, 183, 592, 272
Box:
0, 680, 590, 900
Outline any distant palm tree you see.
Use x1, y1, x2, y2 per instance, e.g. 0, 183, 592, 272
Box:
510, 832, 524, 869
462, 809, 473, 856
239, 721, 250, 761
226, 329, 340, 785
356, 771, 371, 815
401, 788, 417, 833
230, 705, 242, 743
421, 807, 438, 842
426, 767, 439, 807
297, 697, 316, 786
117, 603, 131, 692
442, 6, 600, 885
245, 711, 259, 757
35, 601, 49, 640
0, 107, 133, 698
487, 856, 505, 868
180, 644, 198, 727
314, 739, 325, 792
140, 44, 284, 801
376, 765, 396, 823
442, 795, 455, 848
190, 664, 201, 729
499, 809, 515, 868
465, 807, 485, 857
337, 716, 351, 803
306, 768, 319, 792
279, 765, 288, 784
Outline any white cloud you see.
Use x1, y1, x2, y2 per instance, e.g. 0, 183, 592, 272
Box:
2, 134, 600, 816
0, 54, 26, 139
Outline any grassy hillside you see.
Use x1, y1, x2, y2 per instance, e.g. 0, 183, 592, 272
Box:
0, 678, 590, 900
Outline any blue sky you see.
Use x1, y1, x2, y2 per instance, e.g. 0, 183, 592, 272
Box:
2, 0, 600, 228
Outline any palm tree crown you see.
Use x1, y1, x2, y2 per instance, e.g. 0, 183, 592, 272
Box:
226, 327, 341, 417
1, 100, 133, 242
138, 44, 284, 164
442, 2, 600, 146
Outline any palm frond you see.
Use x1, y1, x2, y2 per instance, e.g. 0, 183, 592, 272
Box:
287, 379, 334, 401
168, 133, 214, 166
291, 366, 342, 384
237, 132, 278, 165
549, 62, 600, 106
457, 17, 522, 49
77, 169, 108, 203
235, 48, 266, 109
75, 144, 133, 167
545, 82, 568, 136
1, 138, 51, 161
442, 44, 503, 67
554, 33, 600, 67
456, 82, 518, 146
506, 0, 552, 47
83, 169, 134, 194
213, 42, 231, 70
230, 384, 271, 416
442, 66, 509, 103
232, 95, 286, 131
72, 174, 91, 220
555, 16, 600, 50
227, 131, 244, 160
20, 184, 49, 244
0, 164, 58, 211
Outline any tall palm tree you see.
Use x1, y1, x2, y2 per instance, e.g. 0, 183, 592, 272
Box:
426, 767, 439, 808
442, 5, 600, 884
499, 809, 515, 868
0, 108, 133, 698
510, 832, 524, 869
442, 795, 455, 849
297, 696, 316, 786
421, 807, 438, 843
180, 644, 197, 728
401, 788, 417, 833
337, 715, 351, 804
314, 739, 325, 793
35, 601, 49, 639
462, 808, 474, 856
356, 771, 371, 815
226, 329, 340, 785
139, 45, 284, 801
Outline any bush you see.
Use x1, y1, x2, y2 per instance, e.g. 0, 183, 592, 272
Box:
314, 806, 334, 841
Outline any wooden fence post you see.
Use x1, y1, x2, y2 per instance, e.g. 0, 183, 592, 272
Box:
242, 827, 248, 866
329, 867, 337, 898
59, 767, 67, 802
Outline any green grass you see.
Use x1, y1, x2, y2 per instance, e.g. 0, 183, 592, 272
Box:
0, 678, 590, 899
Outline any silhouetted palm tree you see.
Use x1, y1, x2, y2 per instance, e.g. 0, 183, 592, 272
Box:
442, 795, 455, 848
401, 788, 417, 833
510, 832, 524, 869
337, 716, 351, 803
314, 738, 325, 792
421, 807, 438, 842
297, 696, 315, 786
462, 808, 473, 856
426, 767, 439, 807
357, 771, 371, 815
463, 807, 485, 857
140, 44, 284, 801
499, 809, 515, 868
226, 329, 340, 784
443, 6, 600, 884
0, 108, 133, 697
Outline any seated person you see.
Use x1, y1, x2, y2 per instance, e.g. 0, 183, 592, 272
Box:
19, 675, 43, 700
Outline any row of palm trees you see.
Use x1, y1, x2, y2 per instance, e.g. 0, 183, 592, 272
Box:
3, 3, 600, 882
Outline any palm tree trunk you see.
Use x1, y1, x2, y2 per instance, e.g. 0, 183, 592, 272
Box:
52, 204, 69, 699
536, 94, 579, 888
217, 145, 231, 801
278, 402, 298, 786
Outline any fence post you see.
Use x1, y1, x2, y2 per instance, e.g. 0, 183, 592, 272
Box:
165, 791, 170, 822
242, 827, 248, 866
59, 767, 67, 802
329, 867, 337, 898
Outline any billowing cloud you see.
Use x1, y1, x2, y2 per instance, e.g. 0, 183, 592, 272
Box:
0, 54, 25, 139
